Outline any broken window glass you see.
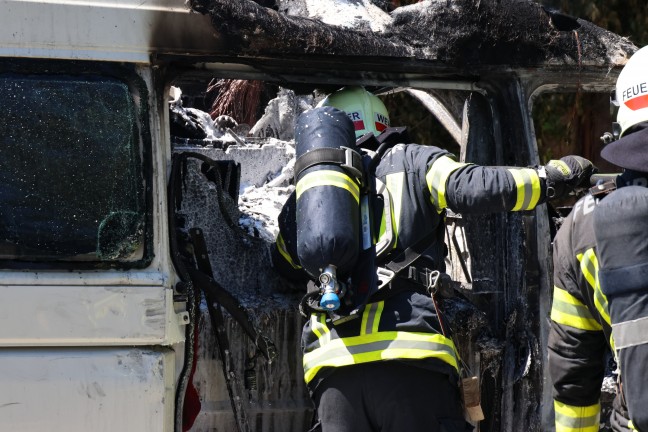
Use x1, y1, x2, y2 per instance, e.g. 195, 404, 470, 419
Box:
0, 74, 146, 265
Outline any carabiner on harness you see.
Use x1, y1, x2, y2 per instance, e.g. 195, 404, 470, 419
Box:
426, 270, 442, 296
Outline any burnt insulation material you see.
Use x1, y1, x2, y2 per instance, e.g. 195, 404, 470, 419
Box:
175, 153, 311, 432
188, 0, 636, 69
388, 1, 633, 67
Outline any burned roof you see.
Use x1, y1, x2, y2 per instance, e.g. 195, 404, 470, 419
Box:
186, 0, 637, 75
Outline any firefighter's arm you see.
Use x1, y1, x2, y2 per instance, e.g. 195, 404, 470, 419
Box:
425, 154, 595, 213
425, 154, 542, 213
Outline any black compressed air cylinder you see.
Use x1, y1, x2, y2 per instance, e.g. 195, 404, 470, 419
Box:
295, 106, 361, 280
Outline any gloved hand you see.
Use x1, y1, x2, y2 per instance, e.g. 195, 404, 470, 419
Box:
542, 155, 597, 199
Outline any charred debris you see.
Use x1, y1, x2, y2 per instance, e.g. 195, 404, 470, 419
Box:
166, 1, 637, 431
186, 0, 634, 71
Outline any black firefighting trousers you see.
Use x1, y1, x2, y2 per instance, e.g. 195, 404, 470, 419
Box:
310, 361, 472, 432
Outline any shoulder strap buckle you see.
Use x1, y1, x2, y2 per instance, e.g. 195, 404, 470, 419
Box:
341, 146, 364, 182
376, 266, 396, 289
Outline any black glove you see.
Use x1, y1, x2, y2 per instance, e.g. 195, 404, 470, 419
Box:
542, 155, 597, 199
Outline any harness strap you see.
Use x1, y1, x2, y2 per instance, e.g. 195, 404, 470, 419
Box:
382, 231, 437, 275
188, 228, 250, 432
185, 265, 277, 362
294, 147, 364, 182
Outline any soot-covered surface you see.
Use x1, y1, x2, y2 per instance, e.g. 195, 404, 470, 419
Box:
187, 0, 635, 71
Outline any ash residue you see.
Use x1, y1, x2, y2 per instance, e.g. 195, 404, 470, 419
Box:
175, 157, 301, 310
389, 1, 634, 73
170, 87, 305, 313
190, 0, 636, 69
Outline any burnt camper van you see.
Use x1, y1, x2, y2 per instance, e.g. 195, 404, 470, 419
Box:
0, 1, 633, 431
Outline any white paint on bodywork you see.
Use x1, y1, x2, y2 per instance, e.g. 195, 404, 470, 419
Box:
0, 0, 217, 62
0, 348, 174, 432
0, 284, 178, 345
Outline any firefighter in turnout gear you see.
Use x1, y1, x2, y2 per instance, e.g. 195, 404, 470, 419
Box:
272, 86, 595, 432
549, 45, 648, 432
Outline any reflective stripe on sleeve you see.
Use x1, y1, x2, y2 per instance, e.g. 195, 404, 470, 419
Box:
376, 205, 396, 248
425, 155, 468, 212
276, 233, 301, 269
507, 167, 542, 211
296, 169, 360, 203
612, 315, 648, 350
577, 249, 611, 326
385, 172, 404, 244
551, 286, 603, 331
554, 400, 600, 432
302, 331, 459, 384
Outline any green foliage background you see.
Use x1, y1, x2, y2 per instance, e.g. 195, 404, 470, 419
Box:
534, 1, 647, 173
542, 0, 648, 46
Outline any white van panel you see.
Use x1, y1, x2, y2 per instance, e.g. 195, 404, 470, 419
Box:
0, 0, 217, 62
0, 348, 174, 432
0, 285, 176, 345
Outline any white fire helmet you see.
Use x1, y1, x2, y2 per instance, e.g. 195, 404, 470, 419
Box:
317, 86, 390, 139
614, 46, 648, 137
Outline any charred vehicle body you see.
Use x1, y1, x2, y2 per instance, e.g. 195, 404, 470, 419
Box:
0, 0, 635, 431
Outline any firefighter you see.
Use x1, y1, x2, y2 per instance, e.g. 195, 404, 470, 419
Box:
549, 45, 648, 432
272, 86, 595, 432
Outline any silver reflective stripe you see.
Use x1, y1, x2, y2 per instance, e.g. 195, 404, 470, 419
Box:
554, 409, 599, 430
612, 316, 648, 350
303, 338, 457, 372
361, 302, 383, 335
506, 168, 541, 211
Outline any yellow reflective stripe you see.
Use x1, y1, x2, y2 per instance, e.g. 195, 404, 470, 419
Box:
554, 400, 600, 432
551, 286, 603, 331
426, 156, 468, 212
275, 233, 301, 269
629, 420, 637, 430
378, 210, 386, 242
507, 167, 542, 211
296, 170, 360, 203
303, 331, 459, 384
385, 172, 404, 246
310, 313, 330, 343
377, 196, 396, 246
577, 249, 610, 326
360, 301, 385, 335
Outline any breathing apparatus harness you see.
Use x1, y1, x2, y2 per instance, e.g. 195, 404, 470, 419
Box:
294, 129, 380, 322
296, 126, 452, 323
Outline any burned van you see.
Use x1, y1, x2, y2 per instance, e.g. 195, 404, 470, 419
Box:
0, 0, 634, 431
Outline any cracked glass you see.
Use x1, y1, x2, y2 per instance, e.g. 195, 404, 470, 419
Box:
0, 74, 145, 264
